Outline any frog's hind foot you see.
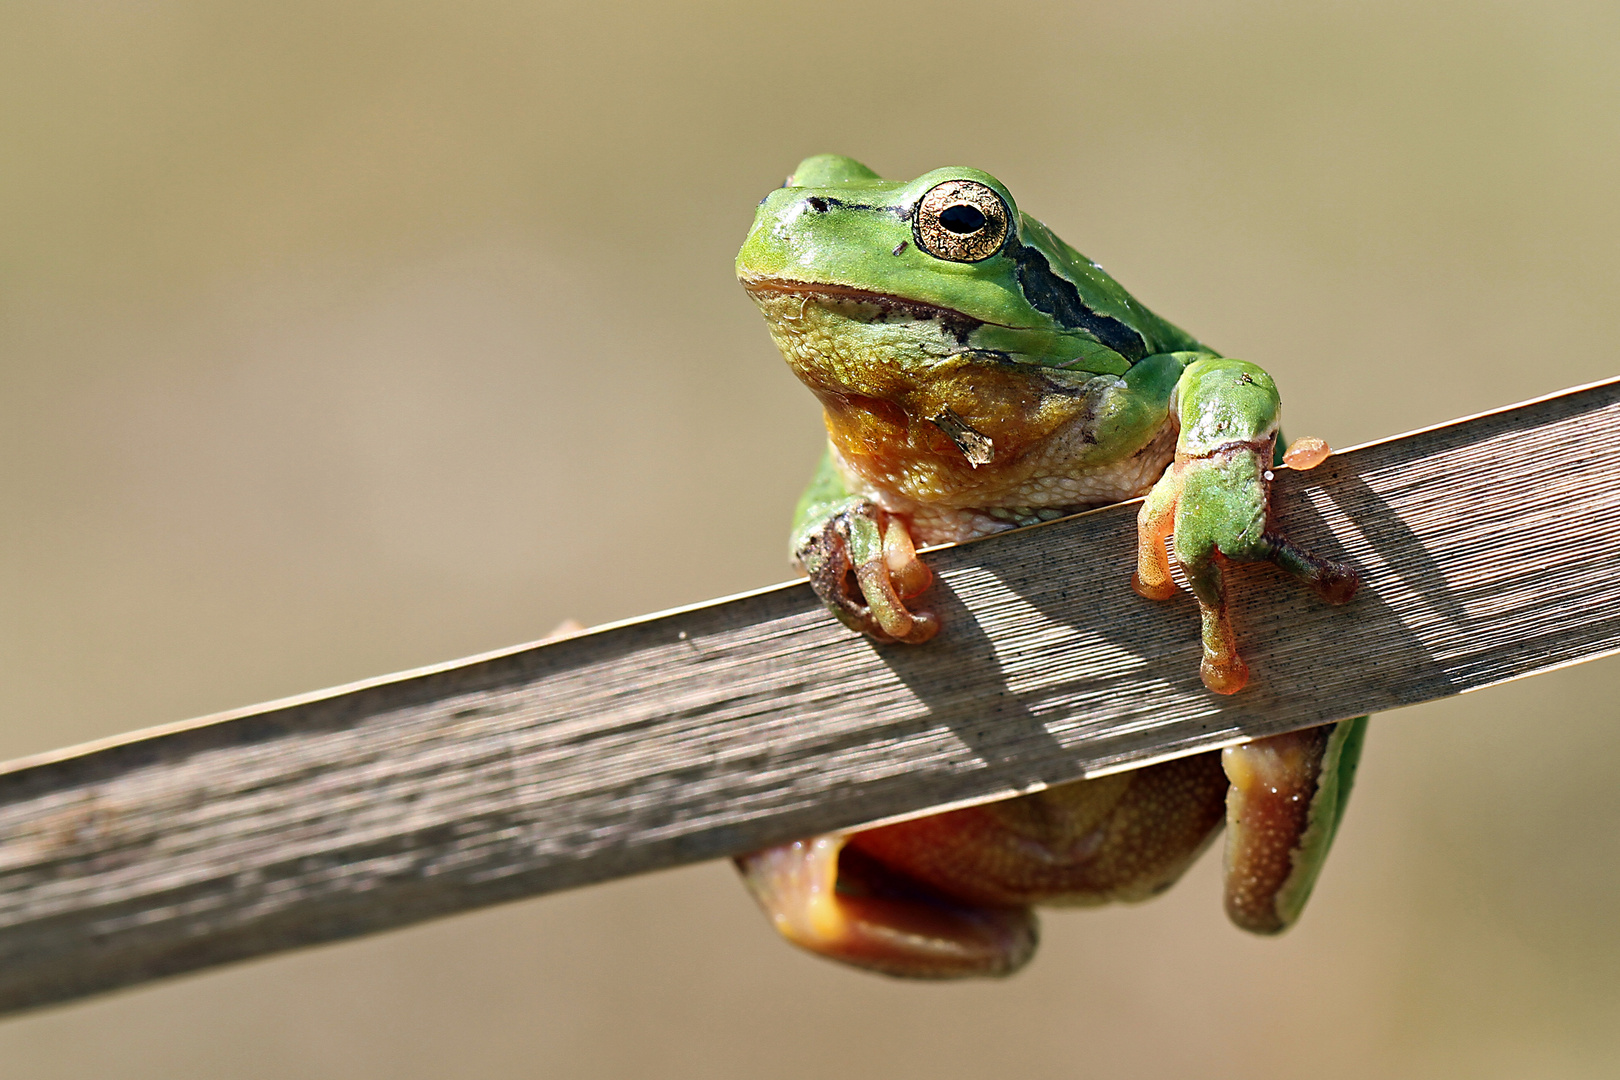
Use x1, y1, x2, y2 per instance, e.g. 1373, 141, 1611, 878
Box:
1220, 717, 1368, 934
734, 836, 1036, 979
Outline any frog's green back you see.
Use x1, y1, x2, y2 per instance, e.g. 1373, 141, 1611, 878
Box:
1016, 214, 1209, 358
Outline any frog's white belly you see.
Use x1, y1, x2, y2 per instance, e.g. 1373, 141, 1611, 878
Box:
835, 419, 1178, 545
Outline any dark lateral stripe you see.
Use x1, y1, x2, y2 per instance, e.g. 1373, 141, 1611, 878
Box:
802, 195, 889, 214
1002, 238, 1147, 362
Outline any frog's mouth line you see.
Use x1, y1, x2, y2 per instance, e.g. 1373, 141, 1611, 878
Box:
744, 275, 1138, 377
740, 276, 986, 336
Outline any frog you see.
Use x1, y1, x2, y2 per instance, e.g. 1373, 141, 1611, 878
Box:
733, 154, 1368, 979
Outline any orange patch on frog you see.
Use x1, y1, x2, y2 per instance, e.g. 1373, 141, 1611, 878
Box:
811, 356, 1102, 497
744, 281, 1111, 498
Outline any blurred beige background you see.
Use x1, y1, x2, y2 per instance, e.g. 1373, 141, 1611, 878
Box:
2, 0, 1618, 1076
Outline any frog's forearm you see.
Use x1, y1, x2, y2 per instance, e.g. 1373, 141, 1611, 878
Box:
1137, 355, 1357, 693
1171, 357, 1282, 457
1155, 357, 1282, 572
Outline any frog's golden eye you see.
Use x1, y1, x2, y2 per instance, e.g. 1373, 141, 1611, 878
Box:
913, 180, 1011, 263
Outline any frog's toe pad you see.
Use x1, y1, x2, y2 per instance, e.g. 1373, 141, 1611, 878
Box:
735, 837, 1036, 979
1131, 569, 1180, 603
1200, 652, 1250, 696
1281, 436, 1332, 470
1312, 563, 1362, 606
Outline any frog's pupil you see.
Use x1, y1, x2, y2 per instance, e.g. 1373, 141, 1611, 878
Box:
940, 204, 986, 234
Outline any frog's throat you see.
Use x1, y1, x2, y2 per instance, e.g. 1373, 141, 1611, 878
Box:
740, 276, 985, 337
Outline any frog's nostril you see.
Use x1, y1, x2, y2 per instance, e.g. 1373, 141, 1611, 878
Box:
940, 204, 986, 234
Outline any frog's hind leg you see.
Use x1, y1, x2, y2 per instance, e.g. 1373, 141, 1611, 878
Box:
1221, 716, 1368, 934
734, 835, 1037, 979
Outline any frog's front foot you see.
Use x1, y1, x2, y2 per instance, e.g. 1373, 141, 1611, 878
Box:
1133, 438, 1361, 694
734, 836, 1036, 978
796, 504, 937, 644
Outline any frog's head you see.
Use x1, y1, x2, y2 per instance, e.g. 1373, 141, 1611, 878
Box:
737, 155, 1166, 379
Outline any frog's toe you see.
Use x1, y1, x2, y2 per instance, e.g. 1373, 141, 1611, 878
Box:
1220, 717, 1368, 933
734, 836, 1036, 979
1132, 460, 1185, 602
1176, 555, 1249, 695
798, 507, 936, 644
1260, 531, 1362, 606
879, 511, 933, 600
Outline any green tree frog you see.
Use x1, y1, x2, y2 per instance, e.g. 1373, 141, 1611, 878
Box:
734, 155, 1368, 979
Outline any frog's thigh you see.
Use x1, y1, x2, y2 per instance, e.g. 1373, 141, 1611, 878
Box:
848, 753, 1229, 908
1221, 717, 1368, 934
733, 836, 1036, 979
